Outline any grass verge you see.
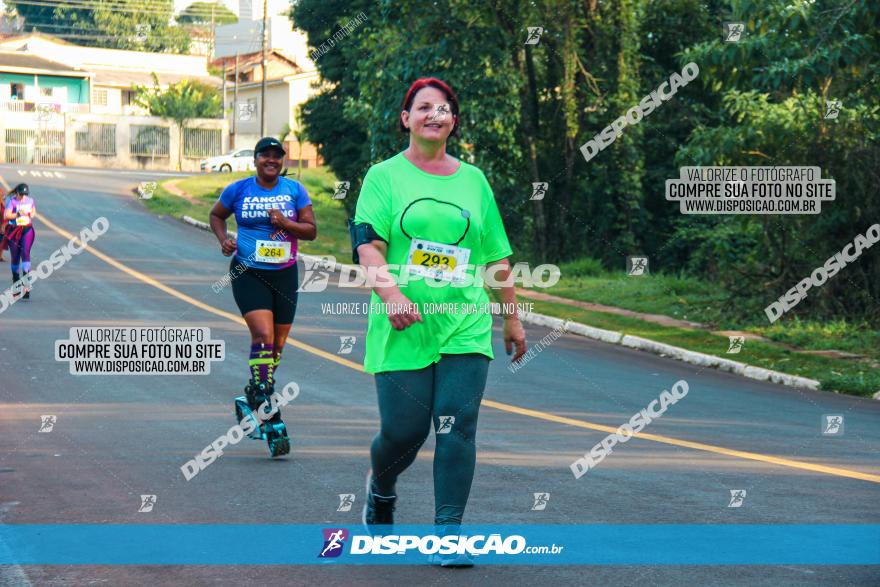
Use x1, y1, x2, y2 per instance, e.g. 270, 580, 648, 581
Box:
524, 297, 878, 398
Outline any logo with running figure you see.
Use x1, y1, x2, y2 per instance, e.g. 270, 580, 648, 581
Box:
337, 336, 356, 355
238, 102, 256, 122
134, 23, 150, 43
824, 100, 842, 120
318, 528, 348, 558
727, 336, 745, 354
436, 416, 455, 434
337, 494, 355, 512
727, 489, 746, 508
723, 22, 744, 42
35, 102, 55, 122
427, 103, 450, 123
525, 27, 543, 45
299, 256, 335, 293
531, 492, 550, 511
332, 182, 349, 200
627, 256, 649, 276
138, 181, 157, 200
822, 414, 844, 436
39, 415, 56, 432
530, 182, 548, 201
138, 494, 157, 513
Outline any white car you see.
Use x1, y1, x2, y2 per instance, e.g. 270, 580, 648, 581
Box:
200, 149, 255, 172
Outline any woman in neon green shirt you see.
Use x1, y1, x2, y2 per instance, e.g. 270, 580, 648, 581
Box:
352, 77, 527, 566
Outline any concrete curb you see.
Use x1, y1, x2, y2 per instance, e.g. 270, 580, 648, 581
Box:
182, 214, 822, 392
184, 215, 226, 235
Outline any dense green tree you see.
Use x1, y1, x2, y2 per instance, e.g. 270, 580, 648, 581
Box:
676, 0, 879, 322
290, 0, 373, 215
637, 0, 724, 265
290, 0, 879, 324
7, 0, 191, 53
291, 0, 667, 262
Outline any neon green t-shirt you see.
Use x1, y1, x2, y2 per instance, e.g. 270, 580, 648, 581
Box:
354, 152, 513, 373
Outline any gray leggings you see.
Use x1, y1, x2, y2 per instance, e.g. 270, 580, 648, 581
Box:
371, 353, 490, 526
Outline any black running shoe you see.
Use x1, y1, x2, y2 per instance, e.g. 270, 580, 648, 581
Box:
362, 470, 396, 530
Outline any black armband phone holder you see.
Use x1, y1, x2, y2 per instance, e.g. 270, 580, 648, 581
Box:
348, 219, 387, 264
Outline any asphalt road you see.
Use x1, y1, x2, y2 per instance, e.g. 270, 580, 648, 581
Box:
0, 163, 878, 586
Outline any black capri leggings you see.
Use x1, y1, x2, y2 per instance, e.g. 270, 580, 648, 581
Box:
230, 257, 299, 324
370, 353, 490, 526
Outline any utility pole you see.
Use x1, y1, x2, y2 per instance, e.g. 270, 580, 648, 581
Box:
212, 4, 225, 148
221, 64, 227, 146
260, 0, 268, 137
210, 3, 216, 58
232, 52, 239, 150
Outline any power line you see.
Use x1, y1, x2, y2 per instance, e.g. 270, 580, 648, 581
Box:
6, 0, 275, 38
11, 19, 220, 38
9, 0, 176, 9
6, 0, 188, 17
35, 31, 204, 42
7, 16, 260, 37
8, 0, 242, 18
4, 0, 268, 52
11, 20, 191, 32
0, 23, 212, 43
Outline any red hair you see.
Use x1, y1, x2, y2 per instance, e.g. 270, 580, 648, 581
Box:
399, 77, 460, 137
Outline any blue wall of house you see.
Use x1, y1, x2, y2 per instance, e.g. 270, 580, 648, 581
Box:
0, 73, 89, 103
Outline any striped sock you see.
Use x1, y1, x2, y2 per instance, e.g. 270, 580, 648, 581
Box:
249, 343, 274, 386
270, 350, 282, 384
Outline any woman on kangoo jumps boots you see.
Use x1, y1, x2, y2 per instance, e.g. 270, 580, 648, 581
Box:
210, 137, 316, 457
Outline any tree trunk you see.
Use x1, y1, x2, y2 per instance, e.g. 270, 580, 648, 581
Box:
178, 123, 185, 172
523, 44, 547, 261
608, 0, 643, 258
559, 11, 578, 261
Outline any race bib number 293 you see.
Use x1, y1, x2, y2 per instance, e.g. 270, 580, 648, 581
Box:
406, 239, 470, 283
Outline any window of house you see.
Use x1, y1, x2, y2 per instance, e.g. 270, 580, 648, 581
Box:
40, 86, 53, 97
93, 89, 108, 106
122, 90, 136, 106
10, 83, 24, 100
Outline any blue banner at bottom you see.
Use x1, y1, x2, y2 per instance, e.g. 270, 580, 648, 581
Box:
0, 524, 877, 565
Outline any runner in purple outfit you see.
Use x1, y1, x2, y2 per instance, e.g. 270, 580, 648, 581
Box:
3, 184, 36, 299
